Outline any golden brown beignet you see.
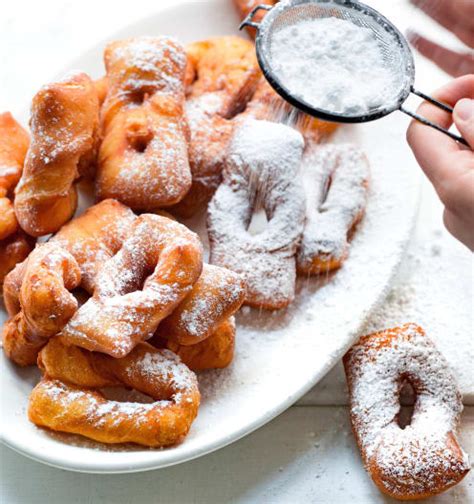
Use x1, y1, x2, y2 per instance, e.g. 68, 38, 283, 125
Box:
164, 317, 236, 371
14, 72, 99, 236
0, 112, 30, 240
343, 324, 470, 500
97, 37, 191, 210
31, 339, 200, 447
170, 37, 260, 217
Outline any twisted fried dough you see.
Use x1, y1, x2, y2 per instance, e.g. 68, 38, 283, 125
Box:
14, 72, 99, 236
0, 232, 33, 288
2, 199, 134, 319
164, 317, 236, 371
0, 112, 29, 240
53, 199, 135, 293
2, 243, 81, 366
97, 37, 191, 210
154, 264, 245, 346
60, 214, 203, 357
31, 339, 200, 447
170, 37, 260, 217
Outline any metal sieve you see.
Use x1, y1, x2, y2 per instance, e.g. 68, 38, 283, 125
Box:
240, 0, 468, 146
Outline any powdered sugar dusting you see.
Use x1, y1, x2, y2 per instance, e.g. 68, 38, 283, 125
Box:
208, 118, 306, 307
268, 16, 404, 115
345, 323, 470, 496
297, 143, 369, 267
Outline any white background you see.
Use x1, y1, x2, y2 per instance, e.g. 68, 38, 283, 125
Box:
1, 0, 473, 502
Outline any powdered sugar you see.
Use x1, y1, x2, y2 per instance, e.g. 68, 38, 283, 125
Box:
297, 143, 369, 268
109, 36, 187, 94
208, 118, 306, 308
127, 348, 197, 393
268, 17, 402, 115
344, 324, 470, 496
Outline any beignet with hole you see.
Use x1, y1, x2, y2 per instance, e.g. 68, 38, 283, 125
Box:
297, 144, 369, 275
343, 323, 470, 500
207, 118, 305, 309
97, 37, 191, 210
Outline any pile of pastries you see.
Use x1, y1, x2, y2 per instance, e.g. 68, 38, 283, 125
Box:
1, 32, 366, 447
0, 3, 470, 500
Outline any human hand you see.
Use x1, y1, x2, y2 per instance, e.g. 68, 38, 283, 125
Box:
407, 75, 474, 251
408, 0, 474, 77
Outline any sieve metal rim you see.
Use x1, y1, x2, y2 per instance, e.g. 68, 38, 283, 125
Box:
250, 0, 415, 123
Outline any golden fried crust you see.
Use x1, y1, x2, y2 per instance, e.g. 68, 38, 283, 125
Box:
53, 199, 136, 293
0, 232, 33, 289
31, 340, 200, 447
0, 112, 30, 240
154, 264, 246, 345
1, 242, 81, 366
60, 214, 203, 357
185, 36, 260, 117
170, 37, 260, 217
0, 112, 29, 191
97, 37, 191, 210
2, 199, 134, 321
165, 317, 236, 371
343, 324, 470, 500
93, 76, 108, 107
14, 72, 100, 236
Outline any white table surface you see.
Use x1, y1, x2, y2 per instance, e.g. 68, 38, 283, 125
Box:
1, 0, 473, 502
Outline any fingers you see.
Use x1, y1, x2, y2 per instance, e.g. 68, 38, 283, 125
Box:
443, 208, 474, 251
407, 32, 474, 77
406, 76, 474, 186
454, 98, 474, 148
410, 0, 474, 48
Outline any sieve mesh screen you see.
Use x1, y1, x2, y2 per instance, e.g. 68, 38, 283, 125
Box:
257, 0, 414, 119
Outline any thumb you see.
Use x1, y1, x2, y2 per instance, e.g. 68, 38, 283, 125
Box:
453, 98, 474, 149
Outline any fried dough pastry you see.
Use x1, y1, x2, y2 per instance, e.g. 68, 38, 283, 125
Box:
97, 37, 191, 210
2, 243, 81, 366
14, 72, 99, 236
343, 324, 470, 500
164, 317, 236, 371
53, 199, 135, 293
94, 76, 108, 107
208, 119, 305, 309
0, 112, 30, 240
154, 263, 246, 346
60, 214, 203, 357
296, 144, 370, 275
0, 232, 33, 288
31, 339, 200, 447
0, 113, 32, 285
2, 199, 135, 317
170, 37, 260, 217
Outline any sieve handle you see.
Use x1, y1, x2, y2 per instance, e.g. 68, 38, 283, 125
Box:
239, 4, 273, 30
400, 88, 468, 147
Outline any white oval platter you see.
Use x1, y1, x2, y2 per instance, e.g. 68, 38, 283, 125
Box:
1, 0, 420, 473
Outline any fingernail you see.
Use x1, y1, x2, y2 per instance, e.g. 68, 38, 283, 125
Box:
455, 98, 474, 122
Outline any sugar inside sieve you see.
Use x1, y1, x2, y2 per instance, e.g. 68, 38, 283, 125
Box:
240, 0, 468, 146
